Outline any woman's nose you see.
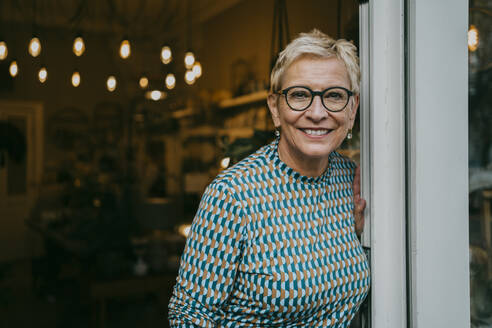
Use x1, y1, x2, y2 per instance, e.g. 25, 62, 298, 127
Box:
306, 95, 328, 121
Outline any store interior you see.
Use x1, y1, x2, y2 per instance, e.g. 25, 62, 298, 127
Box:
0, 1, 361, 327
1, 0, 492, 327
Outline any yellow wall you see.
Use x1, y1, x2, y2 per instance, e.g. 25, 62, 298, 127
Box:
198, 0, 358, 92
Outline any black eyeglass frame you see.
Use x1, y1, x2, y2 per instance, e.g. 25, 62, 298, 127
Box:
276, 85, 354, 112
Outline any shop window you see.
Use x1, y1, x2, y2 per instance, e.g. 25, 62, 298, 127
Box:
469, 1, 492, 326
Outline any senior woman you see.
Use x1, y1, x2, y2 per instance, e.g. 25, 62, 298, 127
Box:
169, 29, 370, 327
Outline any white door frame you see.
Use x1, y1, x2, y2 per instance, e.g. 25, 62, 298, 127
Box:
361, 0, 469, 327
360, 0, 407, 327
406, 1, 470, 327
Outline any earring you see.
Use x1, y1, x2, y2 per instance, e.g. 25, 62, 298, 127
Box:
275, 129, 280, 137
347, 129, 353, 140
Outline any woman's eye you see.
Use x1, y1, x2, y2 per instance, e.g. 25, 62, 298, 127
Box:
325, 92, 343, 100
290, 91, 309, 99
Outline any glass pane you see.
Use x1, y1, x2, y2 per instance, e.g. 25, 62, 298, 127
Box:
469, 1, 492, 326
6, 116, 27, 196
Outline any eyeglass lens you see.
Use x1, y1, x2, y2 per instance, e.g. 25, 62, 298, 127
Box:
285, 87, 349, 112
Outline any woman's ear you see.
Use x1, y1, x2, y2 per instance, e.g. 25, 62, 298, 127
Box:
267, 94, 281, 128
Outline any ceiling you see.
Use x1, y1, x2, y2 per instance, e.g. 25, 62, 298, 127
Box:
0, 0, 244, 40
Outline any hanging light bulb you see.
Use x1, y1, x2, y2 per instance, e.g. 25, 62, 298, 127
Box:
73, 36, 85, 56
165, 73, 176, 90
0, 41, 8, 60
119, 39, 131, 59
185, 70, 195, 85
139, 76, 149, 89
71, 71, 81, 87
107, 76, 117, 92
192, 61, 202, 78
468, 25, 479, 52
177, 223, 192, 238
9, 60, 18, 77
161, 46, 172, 64
184, 51, 195, 69
28, 36, 41, 57
150, 90, 162, 101
220, 157, 231, 169
38, 67, 47, 83
145, 90, 167, 101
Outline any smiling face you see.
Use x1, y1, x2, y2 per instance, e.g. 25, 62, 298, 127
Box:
267, 55, 359, 176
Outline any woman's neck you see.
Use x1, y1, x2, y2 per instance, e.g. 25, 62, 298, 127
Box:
277, 139, 329, 178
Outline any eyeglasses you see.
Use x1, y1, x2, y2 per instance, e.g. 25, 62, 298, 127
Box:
276, 86, 354, 112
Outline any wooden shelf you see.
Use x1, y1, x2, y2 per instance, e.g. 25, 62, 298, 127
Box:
218, 90, 268, 109
171, 107, 194, 119
181, 125, 217, 138
219, 127, 255, 139
182, 126, 269, 139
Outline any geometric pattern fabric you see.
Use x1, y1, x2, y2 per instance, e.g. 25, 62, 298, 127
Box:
169, 139, 370, 327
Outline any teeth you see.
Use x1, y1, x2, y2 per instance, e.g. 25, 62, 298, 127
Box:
303, 129, 329, 136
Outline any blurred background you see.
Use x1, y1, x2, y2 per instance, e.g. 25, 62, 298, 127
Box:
0, 1, 361, 327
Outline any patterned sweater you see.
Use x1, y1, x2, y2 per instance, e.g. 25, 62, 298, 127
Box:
168, 139, 370, 327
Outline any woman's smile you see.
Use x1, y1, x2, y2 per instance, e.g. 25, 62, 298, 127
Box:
299, 128, 333, 137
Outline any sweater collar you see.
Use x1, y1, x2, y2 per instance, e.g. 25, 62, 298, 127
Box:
267, 138, 334, 184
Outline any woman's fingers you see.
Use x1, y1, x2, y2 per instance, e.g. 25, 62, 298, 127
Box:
353, 166, 366, 237
354, 194, 366, 237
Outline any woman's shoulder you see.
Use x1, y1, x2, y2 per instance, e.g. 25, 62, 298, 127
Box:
208, 142, 273, 194
331, 150, 357, 169
331, 151, 357, 179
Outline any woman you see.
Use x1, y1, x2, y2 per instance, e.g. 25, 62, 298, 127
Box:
169, 29, 370, 327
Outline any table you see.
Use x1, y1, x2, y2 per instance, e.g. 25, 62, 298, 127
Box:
90, 273, 177, 328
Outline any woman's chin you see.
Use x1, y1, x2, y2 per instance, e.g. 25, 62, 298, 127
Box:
299, 145, 336, 160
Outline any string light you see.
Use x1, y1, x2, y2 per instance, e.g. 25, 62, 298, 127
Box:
139, 76, 149, 89
220, 157, 231, 169
150, 90, 162, 101
177, 224, 191, 238
161, 46, 172, 64
119, 39, 131, 59
9, 60, 18, 77
38, 67, 47, 83
107, 76, 117, 92
28, 36, 41, 57
468, 25, 479, 52
165, 73, 176, 89
192, 61, 202, 78
184, 51, 195, 69
71, 71, 81, 87
185, 70, 195, 85
0, 41, 7, 60
145, 90, 167, 101
73, 36, 85, 56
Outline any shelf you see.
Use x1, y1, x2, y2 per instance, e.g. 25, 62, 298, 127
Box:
219, 127, 255, 139
181, 125, 217, 138
218, 90, 268, 109
171, 107, 194, 119
182, 126, 270, 139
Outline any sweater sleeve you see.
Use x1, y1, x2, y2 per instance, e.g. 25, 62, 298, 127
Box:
168, 181, 246, 327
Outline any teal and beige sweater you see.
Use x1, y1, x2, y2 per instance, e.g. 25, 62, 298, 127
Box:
169, 139, 370, 327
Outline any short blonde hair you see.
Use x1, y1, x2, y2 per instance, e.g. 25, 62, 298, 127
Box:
270, 29, 360, 94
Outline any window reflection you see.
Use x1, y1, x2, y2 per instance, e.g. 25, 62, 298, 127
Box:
469, 1, 492, 326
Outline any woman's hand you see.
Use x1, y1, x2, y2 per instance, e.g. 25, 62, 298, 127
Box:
353, 166, 366, 238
